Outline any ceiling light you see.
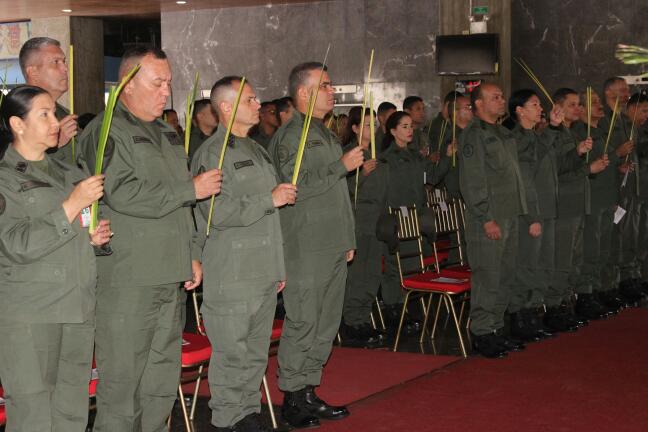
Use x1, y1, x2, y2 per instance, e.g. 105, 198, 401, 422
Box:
62, 9, 72, 13
176, 1, 187, 4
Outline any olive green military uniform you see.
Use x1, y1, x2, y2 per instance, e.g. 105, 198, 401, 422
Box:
249, 127, 273, 150
423, 113, 448, 155
44, 103, 75, 166
342, 142, 389, 327
375, 128, 386, 152
636, 124, 648, 281
547, 123, 591, 306
458, 118, 526, 336
408, 127, 430, 154
509, 124, 564, 312
0, 147, 96, 432
79, 101, 199, 432
379, 144, 449, 305
188, 127, 212, 162
191, 128, 285, 428
268, 112, 355, 392
572, 121, 621, 295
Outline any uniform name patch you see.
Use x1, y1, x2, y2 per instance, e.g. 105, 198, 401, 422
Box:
133, 136, 152, 144
234, 160, 254, 169
20, 180, 52, 191
307, 140, 324, 148
164, 132, 183, 145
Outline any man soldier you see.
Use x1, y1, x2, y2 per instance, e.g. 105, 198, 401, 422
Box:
274, 96, 294, 126
188, 98, 218, 161
78, 47, 222, 432
191, 77, 296, 432
403, 95, 429, 154
424, 91, 463, 157
163, 108, 184, 136
545, 88, 608, 325
458, 82, 527, 358
376, 101, 396, 149
268, 62, 363, 429
250, 101, 279, 149
19, 37, 78, 165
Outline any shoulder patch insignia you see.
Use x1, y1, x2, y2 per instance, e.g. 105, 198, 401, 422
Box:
278, 146, 290, 163
234, 160, 254, 169
133, 136, 153, 144
463, 144, 474, 158
15, 162, 27, 173
0, 193, 5, 215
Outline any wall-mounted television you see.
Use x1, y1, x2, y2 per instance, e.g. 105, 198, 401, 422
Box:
436, 33, 499, 75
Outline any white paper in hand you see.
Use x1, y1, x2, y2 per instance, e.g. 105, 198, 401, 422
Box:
614, 206, 626, 225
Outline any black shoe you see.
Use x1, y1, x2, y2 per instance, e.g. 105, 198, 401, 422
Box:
575, 294, 608, 320
339, 323, 386, 349
384, 305, 422, 336
303, 385, 349, 420
494, 331, 526, 352
233, 413, 270, 432
639, 281, 648, 296
510, 311, 542, 342
596, 291, 623, 314
543, 307, 578, 332
619, 279, 644, 304
471, 332, 508, 358
281, 391, 320, 429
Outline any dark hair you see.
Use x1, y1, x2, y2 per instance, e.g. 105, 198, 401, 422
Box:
78, 112, 96, 130
343, 106, 375, 146
553, 88, 578, 105
508, 89, 538, 122
628, 92, 648, 106
403, 96, 423, 111
377, 101, 396, 115
603, 77, 625, 94
210, 75, 247, 112
19, 37, 61, 77
444, 91, 464, 105
119, 46, 167, 77
289, 62, 327, 100
192, 99, 211, 121
274, 96, 293, 124
382, 111, 411, 150
470, 83, 486, 112
0, 85, 50, 152
163, 109, 177, 116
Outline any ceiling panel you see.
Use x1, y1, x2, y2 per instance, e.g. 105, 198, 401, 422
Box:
0, 0, 325, 21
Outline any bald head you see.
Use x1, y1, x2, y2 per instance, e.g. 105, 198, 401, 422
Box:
471, 83, 505, 124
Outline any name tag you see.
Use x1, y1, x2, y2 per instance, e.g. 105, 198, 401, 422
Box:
79, 206, 92, 228
234, 160, 254, 169
307, 140, 324, 148
133, 136, 153, 144
164, 132, 183, 146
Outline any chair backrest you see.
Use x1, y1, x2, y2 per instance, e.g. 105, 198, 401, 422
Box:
426, 186, 449, 207
389, 205, 426, 283
430, 198, 466, 267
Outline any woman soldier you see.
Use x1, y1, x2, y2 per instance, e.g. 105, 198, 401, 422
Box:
0, 85, 111, 432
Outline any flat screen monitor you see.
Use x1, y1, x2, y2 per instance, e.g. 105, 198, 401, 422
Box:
436, 33, 499, 75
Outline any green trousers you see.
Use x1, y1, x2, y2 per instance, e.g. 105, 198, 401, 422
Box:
278, 250, 347, 392
381, 240, 431, 306
510, 217, 546, 313
638, 199, 648, 281
547, 215, 586, 306
536, 218, 556, 305
202, 282, 276, 428
615, 193, 643, 281
343, 234, 383, 327
93, 283, 185, 432
583, 206, 616, 293
0, 318, 94, 432
464, 217, 518, 336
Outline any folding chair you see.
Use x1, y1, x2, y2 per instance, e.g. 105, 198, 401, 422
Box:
263, 318, 284, 430
430, 198, 470, 275
390, 205, 471, 357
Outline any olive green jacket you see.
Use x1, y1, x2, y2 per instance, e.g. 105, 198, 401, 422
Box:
78, 101, 199, 287
554, 122, 591, 217
343, 142, 389, 236
422, 113, 447, 154
188, 127, 212, 162
191, 127, 285, 290
637, 124, 648, 199
458, 118, 527, 224
0, 147, 96, 323
438, 125, 463, 199
600, 108, 639, 196
268, 111, 355, 258
407, 127, 430, 153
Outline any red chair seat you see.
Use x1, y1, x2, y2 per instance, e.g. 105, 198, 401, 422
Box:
181, 332, 212, 366
440, 265, 471, 279
0, 387, 5, 425
89, 366, 99, 397
271, 319, 283, 341
403, 272, 470, 294
423, 251, 449, 267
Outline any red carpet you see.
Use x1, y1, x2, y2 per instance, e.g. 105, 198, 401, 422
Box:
318, 308, 648, 432
186, 347, 459, 406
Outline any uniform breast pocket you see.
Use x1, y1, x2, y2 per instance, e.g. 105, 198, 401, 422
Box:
230, 236, 274, 281
9, 263, 66, 283
233, 166, 266, 194
483, 136, 507, 171
133, 146, 166, 179
20, 187, 64, 215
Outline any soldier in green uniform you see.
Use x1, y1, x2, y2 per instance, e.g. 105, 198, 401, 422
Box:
423, 91, 462, 158
636, 109, 648, 294
274, 96, 294, 126
268, 62, 363, 429
249, 101, 279, 150
379, 111, 453, 331
506, 89, 566, 340
0, 86, 111, 432
188, 98, 218, 161
340, 106, 389, 348
78, 47, 223, 432
403, 96, 430, 155
458, 82, 527, 358
19, 37, 78, 165
548, 88, 609, 322
191, 77, 296, 432
376, 102, 396, 151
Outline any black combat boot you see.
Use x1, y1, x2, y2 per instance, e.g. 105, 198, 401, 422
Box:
510, 310, 541, 342
383, 304, 421, 336
281, 390, 320, 429
596, 290, 623, 314
233, 413, 270, 432
575, 293, 608, 320
619, 279, 643, 304
471, 332, 508, 358
303, 385, 349, 420
543, 306, 578, 332
339, 322, 385, 349
494, 328, 526, 352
